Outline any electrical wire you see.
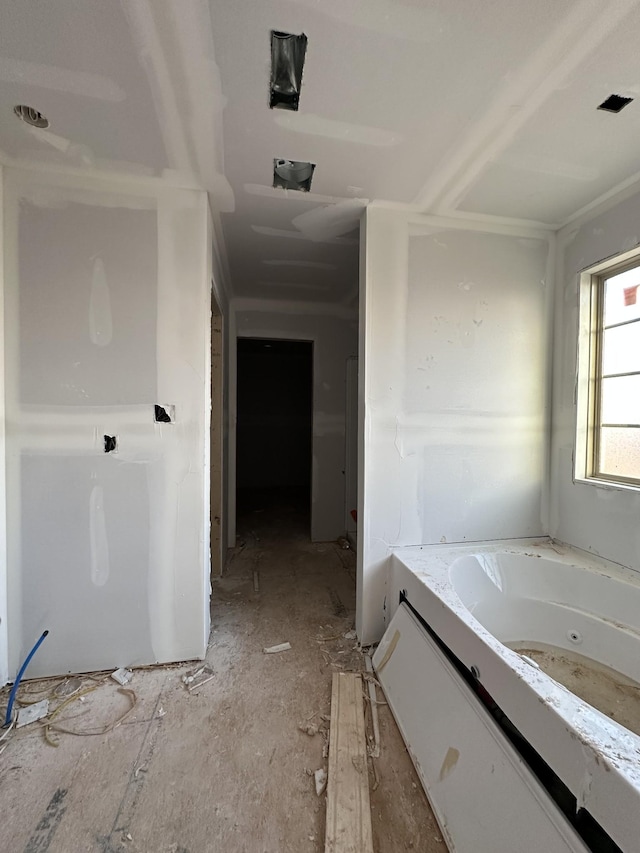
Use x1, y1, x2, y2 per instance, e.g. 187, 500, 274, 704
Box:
3, 630, 49, 728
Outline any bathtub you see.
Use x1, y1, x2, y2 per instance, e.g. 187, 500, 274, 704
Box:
376, 538, 640, 852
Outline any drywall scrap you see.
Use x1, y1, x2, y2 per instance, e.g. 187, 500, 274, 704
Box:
111, 668, 133, 686
263, 642, 292, 654
16, 699, 49, 728
182, 664, 215, 692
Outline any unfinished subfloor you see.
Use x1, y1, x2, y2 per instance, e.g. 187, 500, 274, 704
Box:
0, 493, 445, 852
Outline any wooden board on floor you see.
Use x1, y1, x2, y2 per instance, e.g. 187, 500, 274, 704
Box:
325, 672, 374, 853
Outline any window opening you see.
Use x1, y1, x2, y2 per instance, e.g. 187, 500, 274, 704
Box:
577, 255, 640, 487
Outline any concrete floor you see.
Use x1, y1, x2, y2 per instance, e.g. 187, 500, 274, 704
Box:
0, 493, 446, 852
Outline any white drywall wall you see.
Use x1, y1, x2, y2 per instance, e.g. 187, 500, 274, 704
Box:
232, 299, 358, 543
551, 189, 640, 569
0, 165, 7, 687
358, 206, 552, 643
3, 166, 212, 678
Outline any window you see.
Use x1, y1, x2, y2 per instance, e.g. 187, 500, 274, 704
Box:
576, 252, 640, 487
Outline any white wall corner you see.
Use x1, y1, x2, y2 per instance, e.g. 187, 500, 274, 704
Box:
0, 164, 8, 686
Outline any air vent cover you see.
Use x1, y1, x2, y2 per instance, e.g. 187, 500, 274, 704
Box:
14, 104, 49, 128
597, 94, 633, 113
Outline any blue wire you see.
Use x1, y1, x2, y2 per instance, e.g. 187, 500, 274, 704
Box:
3, 630, 49, 728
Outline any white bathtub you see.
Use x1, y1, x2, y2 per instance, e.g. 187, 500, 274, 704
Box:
384, 538, 640, 852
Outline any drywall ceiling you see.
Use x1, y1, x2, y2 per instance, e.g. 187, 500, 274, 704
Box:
2, 1, 640, 302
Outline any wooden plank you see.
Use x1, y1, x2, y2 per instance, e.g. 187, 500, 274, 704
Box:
325, 673, 374, 853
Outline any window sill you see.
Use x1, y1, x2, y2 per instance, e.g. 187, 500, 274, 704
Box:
573, 475, 640, 494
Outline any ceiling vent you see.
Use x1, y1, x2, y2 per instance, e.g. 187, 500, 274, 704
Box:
13, 104, 49, 128
273, 159, 315, 191
270, 31, 307, 111
597, 94, 633, 113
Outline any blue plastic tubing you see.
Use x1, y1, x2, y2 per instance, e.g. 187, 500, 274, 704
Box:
3, 629, 49, 727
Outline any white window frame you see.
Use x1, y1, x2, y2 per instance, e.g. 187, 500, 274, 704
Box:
575, 246, 640, 491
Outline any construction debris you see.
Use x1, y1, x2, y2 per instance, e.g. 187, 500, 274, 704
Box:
16, 699, 49, 728
263, 642, 291, 654
182, 665, 215, 692
51, 678, 83, 699
111, 668, 133, 686
314, 768, 327, 796
364, 656, 381, 758
343, 629, 357, 640
299, 722, 319, 736
44, 686, 137, 747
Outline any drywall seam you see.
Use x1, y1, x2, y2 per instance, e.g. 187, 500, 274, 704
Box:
407, 212, 552, 241
0, 152, 204, 193
156, 189, 209, 661
548, 228, 572, 538
413, 0, 640, 213
244, 184, 367, 206
209, 201, 232, 308
420, 207, 559, 234
162, 0, 234, 211
232, 297, 356, 321
202, 203, 213, 644
120, 0, 193, 176
369, 199, 559, 232
292, 0, 444, 43
558, 165, 640, 235
273, 112, 402, 147
2, 170, 23, 675
356, 212, 368, 642
89, 485, 110, 587
540, 233, 557, 535
3, 161, 194, 202
0, 165, 7, 685
0, 56, 125, 101
358, 207, 409, 643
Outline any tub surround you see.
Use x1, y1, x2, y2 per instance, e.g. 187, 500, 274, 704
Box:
374, 601, 590, 853
377, 537, 640, 852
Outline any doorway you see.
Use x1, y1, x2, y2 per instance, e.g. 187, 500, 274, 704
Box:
236, 338, 313, 537
210, 290, 223, 579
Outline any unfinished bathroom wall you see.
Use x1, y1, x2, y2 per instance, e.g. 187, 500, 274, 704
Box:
358, 206, 553, 643
232, 299, 358, 543
3, 166, 211, 678
0, 165, 7, 687
551, 188, 640, 570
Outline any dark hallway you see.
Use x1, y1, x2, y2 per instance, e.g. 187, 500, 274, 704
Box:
236, 338, 313, 534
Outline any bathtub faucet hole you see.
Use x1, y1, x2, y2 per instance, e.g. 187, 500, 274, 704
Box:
567, 629, 583, 645
470, 665, 481, 679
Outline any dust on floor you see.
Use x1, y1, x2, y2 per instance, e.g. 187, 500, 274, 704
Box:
0, 504, 445, 852
513, 644, 640, 736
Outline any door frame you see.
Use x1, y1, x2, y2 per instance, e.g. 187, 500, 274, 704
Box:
210, 287, 224, 579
